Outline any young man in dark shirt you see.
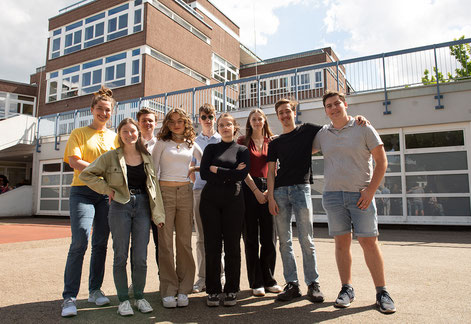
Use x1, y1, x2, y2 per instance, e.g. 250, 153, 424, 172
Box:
267, 98, 324, 302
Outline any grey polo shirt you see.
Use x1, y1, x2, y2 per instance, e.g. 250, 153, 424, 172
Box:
313, 118, 383, 192
193, 132, 222, 190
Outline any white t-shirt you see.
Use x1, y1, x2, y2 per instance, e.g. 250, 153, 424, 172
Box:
152, 139, 202, 182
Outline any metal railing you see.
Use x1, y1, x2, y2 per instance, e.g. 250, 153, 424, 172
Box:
36, 37, 471, 152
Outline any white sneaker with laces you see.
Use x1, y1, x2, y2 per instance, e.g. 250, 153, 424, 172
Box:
177, 294, 189, 307
162, 296, 177, 308
61, 297, 77, 317
117, 300, 134, 316
135, 299, 153, 313
266, 285, 283, 293
253, 287, 266, 296
88, 290, 110, 306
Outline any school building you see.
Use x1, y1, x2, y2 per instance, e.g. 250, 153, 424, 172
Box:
0, 0, 470, 226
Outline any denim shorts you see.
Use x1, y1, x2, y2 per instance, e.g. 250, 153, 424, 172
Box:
322, 191, 378, 237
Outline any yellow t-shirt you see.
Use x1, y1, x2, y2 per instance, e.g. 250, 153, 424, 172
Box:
64, 126, 119, 186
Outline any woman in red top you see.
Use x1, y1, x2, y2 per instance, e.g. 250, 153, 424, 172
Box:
237, 108, 281, 296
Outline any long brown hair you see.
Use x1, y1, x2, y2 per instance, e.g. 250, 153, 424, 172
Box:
91, 86, 116, 109
217, 113, 240, 136
117, 118, 149, 155
157, 108, 196, 147
244, 108, 274, 146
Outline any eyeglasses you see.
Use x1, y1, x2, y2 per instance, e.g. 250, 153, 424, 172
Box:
200, 115, 214, 121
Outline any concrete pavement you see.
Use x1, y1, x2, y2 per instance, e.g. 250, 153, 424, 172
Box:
0, 217, 470, 323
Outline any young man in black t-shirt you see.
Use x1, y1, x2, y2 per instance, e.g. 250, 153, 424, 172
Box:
267, 98, 324, 303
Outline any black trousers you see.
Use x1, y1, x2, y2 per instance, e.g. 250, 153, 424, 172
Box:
200, 182, 244, 294
242, 178, 277, 289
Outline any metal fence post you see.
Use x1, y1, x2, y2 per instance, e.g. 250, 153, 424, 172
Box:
433, 45, 444, 109
223, 82, 227, 112
256, 76, 261, 107
54, 113, 60, 150
382, 53, 391, 115
192, 88, 196, 124
164, 93, 168, 115
336, 61, 340, 91
35, 117, 42, 153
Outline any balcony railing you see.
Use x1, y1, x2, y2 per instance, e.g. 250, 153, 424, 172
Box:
36, 37, 471, 153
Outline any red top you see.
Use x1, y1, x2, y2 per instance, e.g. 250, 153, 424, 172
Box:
237, 135, 270, 178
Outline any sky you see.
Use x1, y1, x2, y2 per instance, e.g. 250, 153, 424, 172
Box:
0, 0, 470, 84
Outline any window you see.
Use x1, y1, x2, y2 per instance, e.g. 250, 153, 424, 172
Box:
212, 54, 238, 83
290, 73, 311, 92
38, 160, 74, 215
239, 84, 246, 100
405, 130, 464, 149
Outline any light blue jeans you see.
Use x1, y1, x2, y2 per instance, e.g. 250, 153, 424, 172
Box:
108, 193, 151, 302
273, 184, 320, 285
63, 186, 110, 299
322, 191, 378, 237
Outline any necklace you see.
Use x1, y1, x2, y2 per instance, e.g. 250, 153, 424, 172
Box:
172, 133, 185, 149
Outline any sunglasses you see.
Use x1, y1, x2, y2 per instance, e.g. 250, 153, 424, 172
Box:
200, 115, 214, 121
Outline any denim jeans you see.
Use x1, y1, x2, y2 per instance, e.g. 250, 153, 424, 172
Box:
273, 184, 320, 285
108, 193, 151, 302
63, 186, 110, 299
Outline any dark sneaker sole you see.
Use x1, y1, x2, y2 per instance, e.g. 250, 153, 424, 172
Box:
377, 301, 396, 314
207, 301, 219, 307
308, 295, 325, 303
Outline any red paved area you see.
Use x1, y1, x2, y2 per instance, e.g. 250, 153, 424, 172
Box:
0, 217, 71, 244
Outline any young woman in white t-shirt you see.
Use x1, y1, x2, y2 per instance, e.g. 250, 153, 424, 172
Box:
152, 108, 202, 308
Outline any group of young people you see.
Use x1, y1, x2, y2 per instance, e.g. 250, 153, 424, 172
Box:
60, 86, 396, 318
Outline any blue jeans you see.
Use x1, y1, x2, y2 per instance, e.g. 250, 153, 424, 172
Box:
63, 186, 110, 299
322, 191, 378, 237
274, 184, 320, 285
108, 193, 151, 302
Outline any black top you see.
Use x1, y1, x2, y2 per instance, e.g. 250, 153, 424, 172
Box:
267, 123, 322, 188
200, 140, 250, 185
126, 163, 147, 190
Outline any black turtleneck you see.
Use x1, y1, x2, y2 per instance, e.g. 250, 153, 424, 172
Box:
200, 140, 250, 185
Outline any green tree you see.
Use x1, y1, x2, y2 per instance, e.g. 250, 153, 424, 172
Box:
422, 36, 471, 85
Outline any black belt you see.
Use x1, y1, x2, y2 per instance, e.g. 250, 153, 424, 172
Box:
129, 188, 144, 195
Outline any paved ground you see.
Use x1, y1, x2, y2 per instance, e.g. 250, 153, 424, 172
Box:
0, 217, 470, 323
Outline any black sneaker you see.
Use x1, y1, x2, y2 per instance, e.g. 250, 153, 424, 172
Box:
206, 293, 220, 307
223, 292, 237, 306
307, 283, 324, 303
277, 282, 301, 301
334, 286, 355, 308
376, 290, 396, 314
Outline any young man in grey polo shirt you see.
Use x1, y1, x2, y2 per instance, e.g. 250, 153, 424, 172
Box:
313, 90, 396, 314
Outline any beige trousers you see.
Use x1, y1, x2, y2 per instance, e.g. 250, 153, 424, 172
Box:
158, 184, 195, 297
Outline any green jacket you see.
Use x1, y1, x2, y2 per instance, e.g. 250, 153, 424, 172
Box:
79, 147, 165, 225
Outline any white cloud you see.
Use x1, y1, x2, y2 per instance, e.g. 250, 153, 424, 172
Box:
210, 0, 321, 50
0, 1, 70, 83
323, 0, 471, 57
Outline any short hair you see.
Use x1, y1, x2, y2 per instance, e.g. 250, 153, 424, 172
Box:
217, 113, 240, 136
91, 86, 116, 109
136, 108, 157, 122
275, 98, 297, 114
322, 90, 346, 107
199, 103, 216, 116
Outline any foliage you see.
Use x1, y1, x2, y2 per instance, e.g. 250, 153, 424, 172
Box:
422, 36, 471, 85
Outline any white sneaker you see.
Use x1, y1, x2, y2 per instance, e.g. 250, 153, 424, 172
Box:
135, 299, 153, 313
117, 300, 134, 316
162, 296, 177, 308
266, 285, 283, 293
61, 297, 77, 317
88, 290, 110, 306
192, 279, 206, 293
177, 294, 189, 307
253, 287, 265, 296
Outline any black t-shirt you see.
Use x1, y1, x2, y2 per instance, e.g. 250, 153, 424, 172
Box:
126, 163, 147, 190
267, 123, 322, 188
200, 140, 250, 185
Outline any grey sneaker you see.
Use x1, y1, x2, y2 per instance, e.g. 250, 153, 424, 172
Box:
277, 282, 301, 301
307, 283, 325, 303
335, 286, 355, 308
376, 290, 396, 313
61, 297, 77, 317
88, 290, 110, 306
192, 279, 206, 293
223, 292, 237, 306
117, 300, 134, 316
135, 299, 153, 313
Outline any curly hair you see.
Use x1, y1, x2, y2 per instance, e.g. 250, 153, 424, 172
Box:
157, 108, 196, 147
244, 108, 274, 147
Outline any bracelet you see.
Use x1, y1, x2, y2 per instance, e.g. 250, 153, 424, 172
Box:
252, 187, 258, 193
